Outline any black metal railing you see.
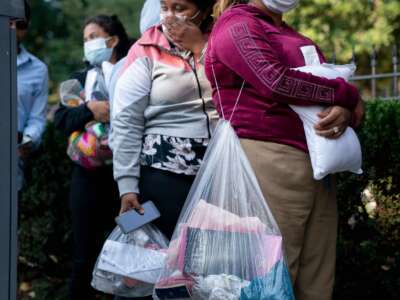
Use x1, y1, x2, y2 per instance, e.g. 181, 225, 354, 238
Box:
334, 45, 400, 100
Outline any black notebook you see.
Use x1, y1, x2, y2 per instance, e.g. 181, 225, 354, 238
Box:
183, 227, 264, 280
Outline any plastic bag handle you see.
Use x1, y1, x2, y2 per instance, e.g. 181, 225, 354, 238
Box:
211, 64, 245, 122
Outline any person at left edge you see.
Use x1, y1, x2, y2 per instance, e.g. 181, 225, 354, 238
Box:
54, 15, 133, 300
12, 0, 48, 191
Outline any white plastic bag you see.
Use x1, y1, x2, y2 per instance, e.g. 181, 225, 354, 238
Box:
153, 120, 295, 300
92, 224, 169, 297
59, 79, 85, 107
290, 63, 363, 180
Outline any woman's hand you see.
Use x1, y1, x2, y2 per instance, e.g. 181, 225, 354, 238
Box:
120, 193, 144, 215
87, 101, 110, 123
163, 16, 206, 58
314, 106, 352, 139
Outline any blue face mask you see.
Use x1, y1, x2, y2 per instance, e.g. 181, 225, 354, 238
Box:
84, 37, 113, 66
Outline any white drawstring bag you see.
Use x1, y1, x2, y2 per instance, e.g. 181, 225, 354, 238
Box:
92, 224, 169, 297
290, 63, 363, 180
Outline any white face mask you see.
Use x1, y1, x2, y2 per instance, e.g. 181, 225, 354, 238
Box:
262, 0, 300, 14
84, 37, 113, 66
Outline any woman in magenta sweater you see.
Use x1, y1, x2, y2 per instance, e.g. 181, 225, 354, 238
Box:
206, 1, 364, 299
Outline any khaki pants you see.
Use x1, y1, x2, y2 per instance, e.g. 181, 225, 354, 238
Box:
241, 139, 337, 300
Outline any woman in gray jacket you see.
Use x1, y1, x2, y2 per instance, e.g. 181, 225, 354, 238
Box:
111, 0, 217, 244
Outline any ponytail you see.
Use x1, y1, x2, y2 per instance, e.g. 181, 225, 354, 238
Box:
213, 0, 248, 19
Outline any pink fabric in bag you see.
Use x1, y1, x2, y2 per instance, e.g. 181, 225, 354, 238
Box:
167, 200, 283, 276
155, 271, 195, 290
187, 200, 267, 232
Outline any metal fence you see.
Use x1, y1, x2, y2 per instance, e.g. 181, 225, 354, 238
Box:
332, 45, 399, 100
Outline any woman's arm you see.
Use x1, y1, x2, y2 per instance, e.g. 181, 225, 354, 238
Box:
54, 70, 94, 135
314, 45, 365, 130
111, 45, 152, 198
209, 16, 360, 109
54, 66, 113, 135
24, 64, 48, 146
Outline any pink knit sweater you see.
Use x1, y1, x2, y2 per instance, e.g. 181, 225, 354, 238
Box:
205, 4, 360, 152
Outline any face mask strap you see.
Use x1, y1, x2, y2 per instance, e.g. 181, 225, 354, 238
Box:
161, 9, 201, 22
188, 10, 201, 21
85, 37, 112, 47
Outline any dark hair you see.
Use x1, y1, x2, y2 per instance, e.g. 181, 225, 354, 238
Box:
190, 0, 217, 32
84, 15, 133, 61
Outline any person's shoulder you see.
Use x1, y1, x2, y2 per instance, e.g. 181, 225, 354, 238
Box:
24, 50, 48, 72
214, 4, 279, 34
216, 4, 253, 26
136, 25, 163, 46
114, 57, 127, 70
24, 52, 49, 85
125, 26, 166, 61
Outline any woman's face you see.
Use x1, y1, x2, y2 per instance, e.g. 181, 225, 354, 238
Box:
160, 0, 203, 25
83, 23, 118, 49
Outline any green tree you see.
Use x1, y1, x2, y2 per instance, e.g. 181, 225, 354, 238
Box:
25, 0, 399, 97
288, 0, 400, 61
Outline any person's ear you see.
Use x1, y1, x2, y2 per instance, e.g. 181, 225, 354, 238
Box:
108, 36, 119, 49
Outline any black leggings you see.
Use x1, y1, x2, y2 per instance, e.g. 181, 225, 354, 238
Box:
140, 166, 195, 239
116, 166, 195, 300
69, 165, 120, 300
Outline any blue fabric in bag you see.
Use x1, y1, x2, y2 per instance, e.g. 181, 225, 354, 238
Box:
240, 260, 295, 300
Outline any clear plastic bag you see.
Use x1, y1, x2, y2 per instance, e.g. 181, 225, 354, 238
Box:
59, 79, 85, 107
153, 120, 295, 300
58, 79, 113, 169
66, 121, 113, 169
92, 224, 169, 297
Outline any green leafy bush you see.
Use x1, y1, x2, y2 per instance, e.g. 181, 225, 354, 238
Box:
18, 123, 72, 299
19, 101, 400, 299
334, 100, 400, 299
